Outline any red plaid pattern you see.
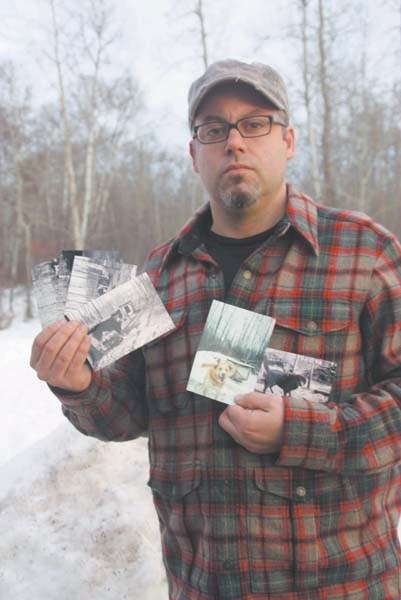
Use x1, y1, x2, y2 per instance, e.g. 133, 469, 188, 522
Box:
58, 185, 401, 599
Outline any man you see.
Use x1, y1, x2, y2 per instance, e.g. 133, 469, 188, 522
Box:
30, 59, 401, 599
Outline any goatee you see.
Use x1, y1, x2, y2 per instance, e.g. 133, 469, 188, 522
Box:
219, 182, 259, 210
220, 191, 255, 210
218, 173, 261, 211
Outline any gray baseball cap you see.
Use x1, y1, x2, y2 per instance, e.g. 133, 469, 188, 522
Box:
188, 58, 290, 128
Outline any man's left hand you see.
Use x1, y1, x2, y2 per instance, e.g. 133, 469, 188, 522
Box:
218, 392, 284, 454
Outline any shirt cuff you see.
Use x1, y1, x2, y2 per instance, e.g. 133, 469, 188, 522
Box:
276, 395, 340, 471
49, 369, 105, 408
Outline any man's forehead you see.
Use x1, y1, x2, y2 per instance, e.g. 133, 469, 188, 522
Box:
195, 81, 279, 120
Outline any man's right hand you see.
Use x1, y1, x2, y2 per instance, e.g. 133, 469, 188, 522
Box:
30, 320, 92, 392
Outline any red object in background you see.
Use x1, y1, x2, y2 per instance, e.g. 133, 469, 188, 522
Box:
31, 240, 60, 258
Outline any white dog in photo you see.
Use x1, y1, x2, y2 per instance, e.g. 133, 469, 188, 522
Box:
200, 358, 236, 400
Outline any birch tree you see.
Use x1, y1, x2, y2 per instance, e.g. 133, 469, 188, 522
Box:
298, 0, 321, 200
0, 63, 34, 318
48, 0, 142, 248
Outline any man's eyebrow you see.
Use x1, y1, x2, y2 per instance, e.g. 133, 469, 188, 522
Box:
196, 108, 277, 123
196, 114, 227, 123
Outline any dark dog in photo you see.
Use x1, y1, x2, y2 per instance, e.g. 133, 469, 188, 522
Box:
263, 367, 307, 396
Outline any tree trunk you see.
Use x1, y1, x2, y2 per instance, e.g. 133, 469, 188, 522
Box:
194, 0, 209, 69
300, 0, 321, 200
317, 0, 335, 205
50, 0, 81, 247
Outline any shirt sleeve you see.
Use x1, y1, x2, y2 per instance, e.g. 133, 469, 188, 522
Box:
277, 236, 401, 475
52, 349, 148, 442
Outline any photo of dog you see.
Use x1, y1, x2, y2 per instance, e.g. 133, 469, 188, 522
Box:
201, 358, 237, 400
255, 348, 337, 403
186, 300, 276, 404
262, 368, 307, 396
187, 350, 257, 404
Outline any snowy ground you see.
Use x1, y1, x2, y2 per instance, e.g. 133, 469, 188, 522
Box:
0, 289, 167, 599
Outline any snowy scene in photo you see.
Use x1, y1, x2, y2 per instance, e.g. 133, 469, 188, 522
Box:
32, 249, 173, 371
187, 300, 275, 404
255, 348, 337, 402
65, 272, 175, 370
31, 255, 71, 327
31, 250, 125, 328
64, 254, 136, 314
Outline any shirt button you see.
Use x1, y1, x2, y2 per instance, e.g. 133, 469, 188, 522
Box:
242, 270, 252, 280
295, 486, 307, 498
306, 320, 318, 332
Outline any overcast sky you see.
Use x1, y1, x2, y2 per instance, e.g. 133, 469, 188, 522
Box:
0, 0, 398, 150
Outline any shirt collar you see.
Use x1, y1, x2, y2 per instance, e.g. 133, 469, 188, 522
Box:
285, 184, 320, 256
160, 184, 319, 269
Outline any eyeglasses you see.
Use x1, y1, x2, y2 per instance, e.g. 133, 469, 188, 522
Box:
192, 115, 288, 144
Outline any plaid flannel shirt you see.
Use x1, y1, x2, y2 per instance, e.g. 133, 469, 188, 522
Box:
58, 185, 401, 599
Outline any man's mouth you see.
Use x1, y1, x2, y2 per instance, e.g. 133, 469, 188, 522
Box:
223, 164, 252, 175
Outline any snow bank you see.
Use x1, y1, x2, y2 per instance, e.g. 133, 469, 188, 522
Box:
0, 425, 167, 599
0, 294, 64, 467
0, 289, 167, 599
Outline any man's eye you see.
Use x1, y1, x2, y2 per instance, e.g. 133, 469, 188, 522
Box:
245, 119, 265, 130
205, 125, 226, 138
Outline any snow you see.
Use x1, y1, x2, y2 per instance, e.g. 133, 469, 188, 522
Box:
0, 289, 167, 599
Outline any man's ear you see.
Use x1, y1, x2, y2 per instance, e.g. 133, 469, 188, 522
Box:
284, 126, 295, 160
189, 139, 199, 173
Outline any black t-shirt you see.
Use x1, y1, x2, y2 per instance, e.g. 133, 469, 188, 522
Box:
203, 226, 275, 293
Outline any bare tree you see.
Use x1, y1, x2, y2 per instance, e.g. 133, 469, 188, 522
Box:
48, 0, 142, 248
194, 0, 209, 69
0, 63, 34, 319
317, 0, 336, 205
299, 0, 321, 200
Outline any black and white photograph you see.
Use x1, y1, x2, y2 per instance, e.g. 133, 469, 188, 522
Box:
187, 300, 276, 404
255, 348, 337, 403
65, 272, 175, 370
64, 255, 137, 314
32, 250, 125, 328
31, 255, 72, 328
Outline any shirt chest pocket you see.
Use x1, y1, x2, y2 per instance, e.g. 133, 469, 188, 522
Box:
267, 299, 355, 363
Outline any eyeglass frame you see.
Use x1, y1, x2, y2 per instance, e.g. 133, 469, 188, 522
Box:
192, 114, 288, 144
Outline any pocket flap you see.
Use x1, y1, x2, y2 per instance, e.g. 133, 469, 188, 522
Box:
271, 301, 352, 336
148, 464, 201, 500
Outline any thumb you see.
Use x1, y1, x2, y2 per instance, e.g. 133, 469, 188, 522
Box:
234, 392, 275, 411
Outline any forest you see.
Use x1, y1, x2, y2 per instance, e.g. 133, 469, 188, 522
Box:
1, 0, 400, 324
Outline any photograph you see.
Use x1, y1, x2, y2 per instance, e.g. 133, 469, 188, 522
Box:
32, 250, 125, 328
64, 255, 137, 314
31, 255, 72, 328
187, 300, 276, 404
65, 272, 175, 370
255, 348, 337, 403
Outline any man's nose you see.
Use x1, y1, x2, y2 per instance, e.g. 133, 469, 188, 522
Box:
224, 126, 246, 152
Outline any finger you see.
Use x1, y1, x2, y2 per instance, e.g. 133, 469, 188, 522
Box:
218, 407, 239, 437
218, 404, 245, 432
30, 320, 65, 367
35, 321, 86, 381
64, 333, 92, 376
45, 323, 89, 381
